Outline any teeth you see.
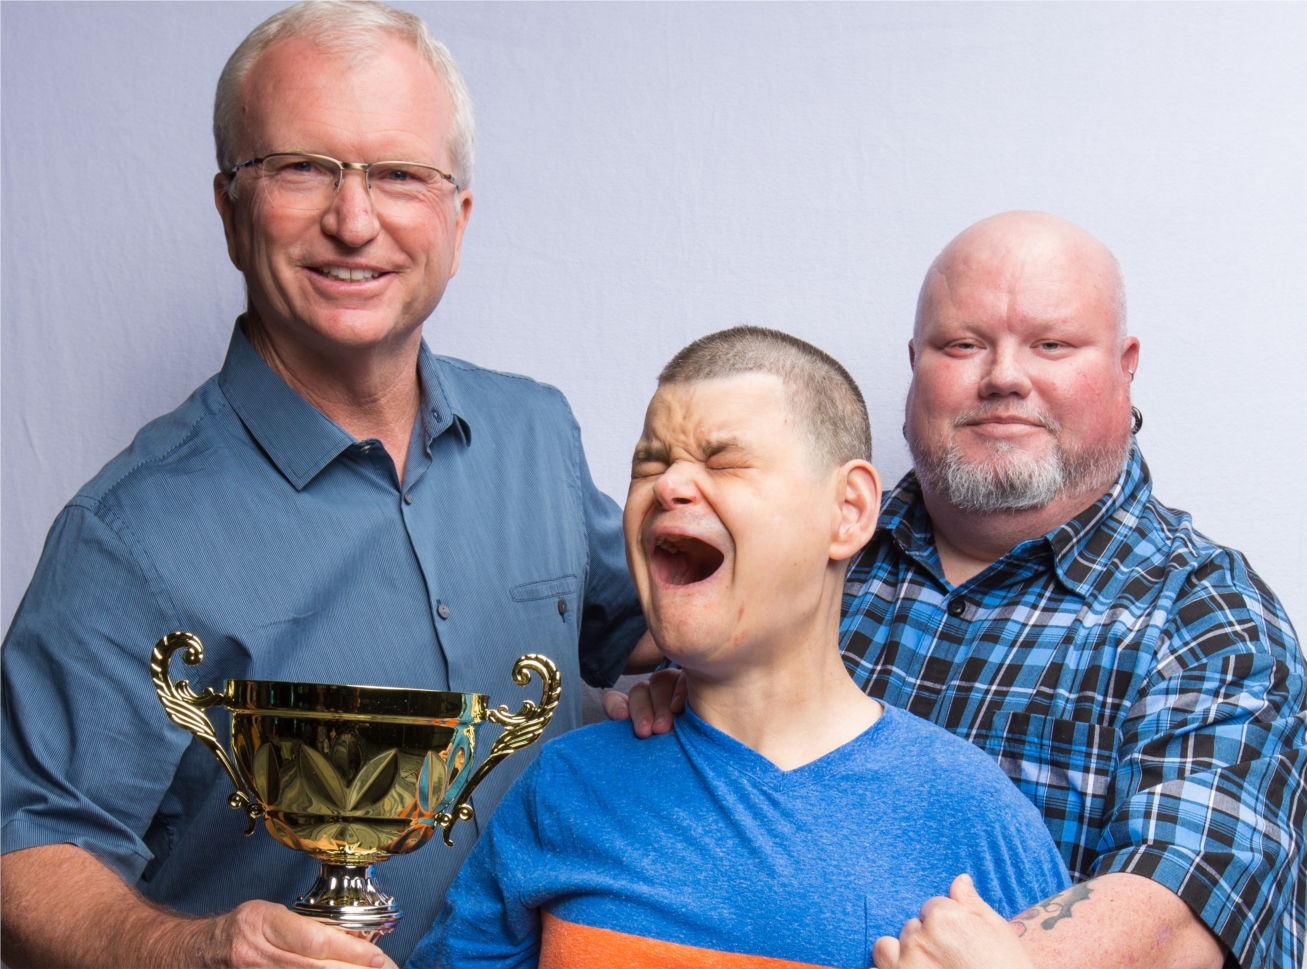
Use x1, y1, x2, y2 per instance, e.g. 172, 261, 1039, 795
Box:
322, 266, 377, 281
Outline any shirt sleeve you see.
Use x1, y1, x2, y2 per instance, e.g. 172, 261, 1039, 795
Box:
1, 499, 190, 879
1092, 550, 1307, 969
405, 759, 547, 969
574, 433, 646, 690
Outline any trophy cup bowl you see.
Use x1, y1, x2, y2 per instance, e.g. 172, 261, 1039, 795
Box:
150, 632, 560, 942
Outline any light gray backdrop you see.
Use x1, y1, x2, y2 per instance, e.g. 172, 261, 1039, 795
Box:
3, 2, 1306, 636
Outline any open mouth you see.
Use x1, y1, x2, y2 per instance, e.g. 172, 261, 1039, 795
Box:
651, 534, 725, 587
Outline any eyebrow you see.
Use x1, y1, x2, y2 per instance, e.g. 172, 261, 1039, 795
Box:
701, 438, 745, 460
631, 437, 747, 466
632, 442, 670, 465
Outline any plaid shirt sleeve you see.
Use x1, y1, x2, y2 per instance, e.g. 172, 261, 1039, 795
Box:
1092, 549, 1306, 969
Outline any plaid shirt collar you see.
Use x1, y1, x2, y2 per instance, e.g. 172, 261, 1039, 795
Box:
879, 443, 1150, 603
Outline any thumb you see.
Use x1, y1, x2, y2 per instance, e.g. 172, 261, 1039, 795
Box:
601, 689, 631, 721
949, 873, 989, 914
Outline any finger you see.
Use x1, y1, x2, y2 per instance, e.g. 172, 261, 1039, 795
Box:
626, 680, 655, 738
601, 689, 630, 721
260, 905, 386, 966
899, 916, 923, 948
872, 936, 902, 968
950, 872, 978, 906
950, 872, 1001, 920
668, 669, 688, 713
321, 958, 400, 969
647, 669, 682, 732
918, 894, 955, 922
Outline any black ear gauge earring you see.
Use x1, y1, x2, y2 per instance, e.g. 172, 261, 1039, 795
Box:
1131, 407, 1144, 434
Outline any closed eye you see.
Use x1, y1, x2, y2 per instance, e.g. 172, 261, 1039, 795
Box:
631, 461, 668, 479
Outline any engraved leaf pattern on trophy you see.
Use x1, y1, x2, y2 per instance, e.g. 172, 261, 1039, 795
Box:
252, 727, 447, 859
149, 632, 264, 834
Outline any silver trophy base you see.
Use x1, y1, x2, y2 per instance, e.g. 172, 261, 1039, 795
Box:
294, 862, 404, 943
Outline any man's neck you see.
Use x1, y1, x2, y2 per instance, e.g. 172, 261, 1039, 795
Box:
686, 613, 881, 772
922, 479, 1112, 588
244, 313, 423, 484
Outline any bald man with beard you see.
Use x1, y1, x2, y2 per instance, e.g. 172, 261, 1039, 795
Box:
611, 212, 1306, 969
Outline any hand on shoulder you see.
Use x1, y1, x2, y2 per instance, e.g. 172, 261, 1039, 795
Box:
602, 668, 688, 738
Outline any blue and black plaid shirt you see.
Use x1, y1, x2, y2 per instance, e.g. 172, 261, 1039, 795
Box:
840, 446, 1305, 969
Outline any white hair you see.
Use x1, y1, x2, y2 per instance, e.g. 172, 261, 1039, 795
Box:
214, 1, 475, 193
907, 406, 1131, 513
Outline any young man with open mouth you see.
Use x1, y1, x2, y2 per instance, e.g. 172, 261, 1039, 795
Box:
407, 327, 1069, 969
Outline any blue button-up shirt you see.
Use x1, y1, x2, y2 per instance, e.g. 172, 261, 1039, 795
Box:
1, 323, 645, 961
840, 447, 1305, 969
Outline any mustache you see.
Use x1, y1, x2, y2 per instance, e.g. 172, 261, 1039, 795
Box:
951, 404, 1062, 434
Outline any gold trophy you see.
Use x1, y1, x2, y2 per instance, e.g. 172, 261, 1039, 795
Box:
150, 631, 560, 941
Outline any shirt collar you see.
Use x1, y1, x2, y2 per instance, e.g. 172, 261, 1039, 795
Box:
877, 442, 1150, 598
416, 343, 471, 449
1047, 444, 1152, 597
217, 320, 470, 490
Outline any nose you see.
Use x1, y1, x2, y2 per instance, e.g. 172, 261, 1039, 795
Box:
320, 169, 381, 248
978, 341, 1032, 398
652, 461, 702, 510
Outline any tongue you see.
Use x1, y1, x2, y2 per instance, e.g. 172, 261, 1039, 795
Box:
652, 537, 725, 586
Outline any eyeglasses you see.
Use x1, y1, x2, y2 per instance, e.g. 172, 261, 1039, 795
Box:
227, 152, 461, 215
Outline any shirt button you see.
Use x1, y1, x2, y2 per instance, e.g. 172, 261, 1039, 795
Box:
557, 599, 568, 616
404, 492, 413, 504
437, 603, 450, 620
947, 596, 968, 618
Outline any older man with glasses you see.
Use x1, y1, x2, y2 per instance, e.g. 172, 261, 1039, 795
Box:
0, 3, 647, 967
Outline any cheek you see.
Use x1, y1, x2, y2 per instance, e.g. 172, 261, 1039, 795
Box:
914, 359, 976, 415
622, 487, 654, 560
1036, 364, 1123, 430
731, 490, 826, 583
244, 210, 307, 268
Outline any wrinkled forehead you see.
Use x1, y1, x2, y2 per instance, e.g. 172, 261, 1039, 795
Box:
239, 34, 453, 157
641, 374, 793, 452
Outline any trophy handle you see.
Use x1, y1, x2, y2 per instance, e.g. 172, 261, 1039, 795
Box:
435, 653, 561, 846
149, 632, 264, 835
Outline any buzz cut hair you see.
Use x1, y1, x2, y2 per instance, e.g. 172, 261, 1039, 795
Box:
658, 326, 872, 470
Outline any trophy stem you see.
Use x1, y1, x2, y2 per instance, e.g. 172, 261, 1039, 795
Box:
294, 861, 403, 943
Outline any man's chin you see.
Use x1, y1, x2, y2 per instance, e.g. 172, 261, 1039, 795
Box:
286, 308, 418, 352
645, 617, 732, 674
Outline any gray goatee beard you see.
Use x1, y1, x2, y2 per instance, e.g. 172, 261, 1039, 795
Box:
907, 410, 1131, 514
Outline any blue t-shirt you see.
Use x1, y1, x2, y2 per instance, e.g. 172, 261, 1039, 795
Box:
409, 703, 1071, 969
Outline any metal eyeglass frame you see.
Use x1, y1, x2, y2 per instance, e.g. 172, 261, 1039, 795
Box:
226, 151, 462, 201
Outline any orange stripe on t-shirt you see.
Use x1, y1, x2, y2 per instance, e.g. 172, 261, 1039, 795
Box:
539, 911, 835, 969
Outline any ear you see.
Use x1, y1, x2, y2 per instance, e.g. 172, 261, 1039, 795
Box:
446, 189, 474, 280
1121, 334, 1140, 380
908, 338, 917, 371
830, 460, 881, 562
213, 173, 243, 271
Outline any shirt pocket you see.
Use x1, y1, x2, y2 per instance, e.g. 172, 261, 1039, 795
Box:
509, 575, 580, 602
979, 712, 1120, 881
508, 576, 582, 642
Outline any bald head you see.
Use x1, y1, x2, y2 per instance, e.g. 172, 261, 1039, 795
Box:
915, 211, 1126, 346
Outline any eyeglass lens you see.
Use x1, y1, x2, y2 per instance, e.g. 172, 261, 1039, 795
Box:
257, 155, 452, 214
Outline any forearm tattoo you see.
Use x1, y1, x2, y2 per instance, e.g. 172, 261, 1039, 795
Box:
1009, 882, 1094, 937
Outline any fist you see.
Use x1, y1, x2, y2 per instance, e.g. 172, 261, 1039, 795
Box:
873, 874, 1031, 969
192, 900, 398, 969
